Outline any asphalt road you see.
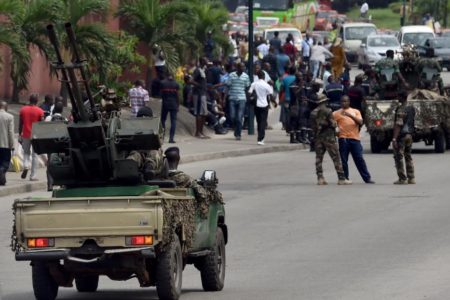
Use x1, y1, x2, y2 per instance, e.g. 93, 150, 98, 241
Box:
1, 138, 450, 300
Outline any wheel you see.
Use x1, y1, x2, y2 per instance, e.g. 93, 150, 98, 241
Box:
156, 234, 183, 300
32, 262, 59, 300
434, 132, 446, 153
199, 228, 226, 292
370, 136, 383, 153
75, 275, 99, 292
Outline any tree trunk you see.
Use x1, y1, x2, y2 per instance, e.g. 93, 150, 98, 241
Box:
59, 83, 69, 107
11, 82, 20, 103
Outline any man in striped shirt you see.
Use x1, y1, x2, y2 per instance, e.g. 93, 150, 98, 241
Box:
129, 80, 150, 116
226, 63, 250, 140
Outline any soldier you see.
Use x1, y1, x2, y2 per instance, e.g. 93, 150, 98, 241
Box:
416, 48, 445, 95
392, 91, 416, 185
374, 50, 407, 99
310, 94, 352, 185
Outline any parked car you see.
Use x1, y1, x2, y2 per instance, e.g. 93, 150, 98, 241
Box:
314, 10, 337, 31
357, 34, 402, 67
340, 23, 378, 63
417, 37, 450, 70
397, 25, 435, 47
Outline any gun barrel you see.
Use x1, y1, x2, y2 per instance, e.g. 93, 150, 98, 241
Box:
65, 22, 97, 120
46, 24, 80, 122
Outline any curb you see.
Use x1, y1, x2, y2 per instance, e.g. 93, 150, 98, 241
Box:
0, 144, 307, 197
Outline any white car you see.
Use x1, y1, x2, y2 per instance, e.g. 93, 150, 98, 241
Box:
341, 23, 378, 62
263, 27, 303, 51
357, 35, 402, 67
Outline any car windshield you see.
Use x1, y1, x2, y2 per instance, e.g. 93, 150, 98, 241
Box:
345, 26, 377, 40
403, 32, 434, 46
427, 38, 450, 48
368, 37, 399, 47
254, 0, 290, 10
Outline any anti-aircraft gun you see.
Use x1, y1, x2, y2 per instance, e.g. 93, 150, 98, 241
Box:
31, 23, 163, 187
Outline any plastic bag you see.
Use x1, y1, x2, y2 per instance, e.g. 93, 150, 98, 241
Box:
10, 155, 21, 172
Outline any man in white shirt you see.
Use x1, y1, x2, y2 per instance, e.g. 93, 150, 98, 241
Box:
257, 40, 270, 57
248, 70, 274, 145
310, 41, 334, 80
360, 2, 369, 18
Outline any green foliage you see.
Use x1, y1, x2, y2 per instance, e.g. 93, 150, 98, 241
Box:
389, 2, 402, 14
347, 6, 402, 29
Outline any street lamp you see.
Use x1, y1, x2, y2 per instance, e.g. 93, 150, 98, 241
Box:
247, 0, 255, 135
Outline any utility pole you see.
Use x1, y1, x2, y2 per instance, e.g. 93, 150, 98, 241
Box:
401, 0, 406, 26
247, 0, 255, 135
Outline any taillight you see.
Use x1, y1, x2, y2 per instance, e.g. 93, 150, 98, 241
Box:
374, 119, 383, 127
126, 235, 153, 246
28, 238, 55, 248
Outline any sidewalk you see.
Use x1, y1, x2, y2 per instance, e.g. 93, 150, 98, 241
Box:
0, 122, 307, 197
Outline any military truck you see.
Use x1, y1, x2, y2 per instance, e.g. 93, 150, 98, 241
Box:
10, 24, 227, 300
364, 94, 450, 153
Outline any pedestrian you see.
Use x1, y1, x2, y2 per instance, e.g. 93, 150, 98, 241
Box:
262, 47, 278, 82
44, 101, 66, 191
192, 57, 210, 139
40, 94, 54, 118
129, 80, 150, 117
288, 72, 307, 144
0, 101, 14, 186
324, 75, 344, 111
226, 62, 250, 140
249, 70, 273, 145
301, 33, 313, 70
283, 37, 297, 63
276, 48, 290, 78
160, 72, 180, 143
310, 94, 351, 185
281, 66, 297, 135
360, 1, 369, 18
330, 38, 347, 80
269, 31, 282, 54
323, 63, 332, 89
257, 38, 270, 57
204, 31, 215, 61
333, 96, 374, 184
347, 74, 366, 112
19, 94, 44, 181
310, 40, 334, 80
392, 91, 415, 185
152, 44, 166, 79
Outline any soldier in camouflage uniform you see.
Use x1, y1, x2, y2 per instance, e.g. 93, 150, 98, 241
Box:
310, 94, 352, 186
374, 50, 407, 99
416, 48, 445, 96
392, 91, 415, 185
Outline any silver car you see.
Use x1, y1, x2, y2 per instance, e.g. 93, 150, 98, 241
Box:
357, 35, 402, 67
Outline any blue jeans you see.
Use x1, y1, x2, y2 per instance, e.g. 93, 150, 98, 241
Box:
161, 107, 178, 141
229, 100, 246, 137
338, 138, 372, 182
310, 60, 320, 80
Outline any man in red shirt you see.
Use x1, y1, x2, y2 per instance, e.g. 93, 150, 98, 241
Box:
19, 94, 44, 180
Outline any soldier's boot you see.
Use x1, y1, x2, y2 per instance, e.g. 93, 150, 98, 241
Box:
317, 177, 328, 185
408, 178, 416, 184
393, 179, 408, 185
290, 132, 300, 144
296, 131, 304, 143
301, 129, 310, 144
309, 140, 315, 152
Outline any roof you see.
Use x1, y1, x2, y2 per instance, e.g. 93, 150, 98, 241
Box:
343, 22, 377, 28
400, 25, 434, 33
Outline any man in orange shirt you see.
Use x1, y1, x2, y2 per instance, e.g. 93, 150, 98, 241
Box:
333, 95, 374, 184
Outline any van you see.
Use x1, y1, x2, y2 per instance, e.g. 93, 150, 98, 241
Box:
340, 23, 378, 62
397, 25, 435, 47
264, 27, 303, 51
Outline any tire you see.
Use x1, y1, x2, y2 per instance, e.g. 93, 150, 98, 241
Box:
75, 275, 99, 292
32, 262, 59, 300
200, 228, 226, 292
156, 234, 183, 300
434, 132, 446, 153
370, 136, 383, 153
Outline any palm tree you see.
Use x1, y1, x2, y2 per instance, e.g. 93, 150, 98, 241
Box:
2, 0, 61, 102
59, 0, 113, 83
187, 0, 230, 59
117, 0, 191, 89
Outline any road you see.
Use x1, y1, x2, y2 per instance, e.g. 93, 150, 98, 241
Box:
1, 138, 450, 300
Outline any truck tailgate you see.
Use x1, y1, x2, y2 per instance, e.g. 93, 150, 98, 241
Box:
15, 197, 162, 238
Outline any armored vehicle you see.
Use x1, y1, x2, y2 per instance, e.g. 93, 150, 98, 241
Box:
11, 24, 227, 300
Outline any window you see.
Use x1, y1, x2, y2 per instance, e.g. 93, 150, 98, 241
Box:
345, 26, 377, 41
